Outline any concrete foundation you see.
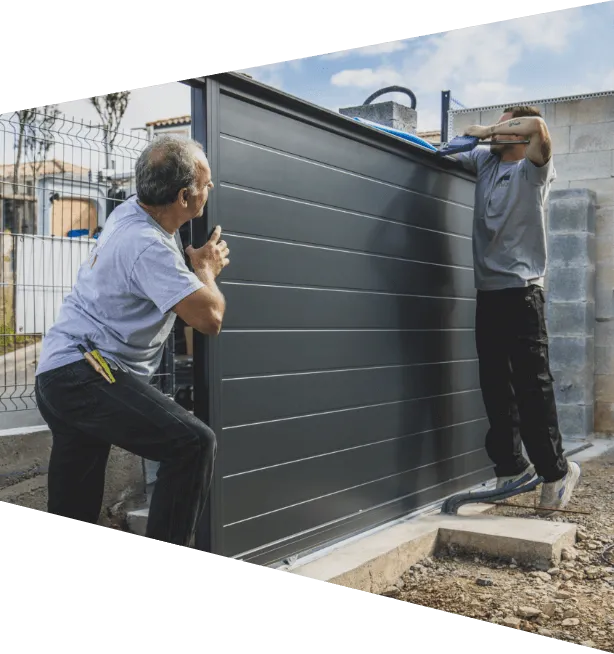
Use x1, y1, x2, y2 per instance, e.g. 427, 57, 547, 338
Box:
290, 505, 576, 594
0, 426, 143, 521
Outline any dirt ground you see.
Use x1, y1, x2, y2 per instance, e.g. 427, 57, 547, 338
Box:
381, 447, 614, 652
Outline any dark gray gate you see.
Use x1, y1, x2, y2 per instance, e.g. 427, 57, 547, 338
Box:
186, 73, 490, 566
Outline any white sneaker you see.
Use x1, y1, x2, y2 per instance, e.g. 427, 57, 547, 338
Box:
496, 464, 536, 490
538, 462, 581, 512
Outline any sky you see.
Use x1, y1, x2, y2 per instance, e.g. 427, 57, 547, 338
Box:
6, 2, 614, 136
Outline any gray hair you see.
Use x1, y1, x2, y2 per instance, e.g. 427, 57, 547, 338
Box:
135, 135, 208, 206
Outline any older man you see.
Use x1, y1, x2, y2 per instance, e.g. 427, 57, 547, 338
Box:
35, 135, 227, 546
453, 106, 580, 511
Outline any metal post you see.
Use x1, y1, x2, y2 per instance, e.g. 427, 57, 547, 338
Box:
441, 90, 450, 145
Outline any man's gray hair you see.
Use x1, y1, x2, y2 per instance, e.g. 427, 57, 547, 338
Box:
135, 135, 209, 206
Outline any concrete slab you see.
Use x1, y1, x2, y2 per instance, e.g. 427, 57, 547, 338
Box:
290, 506, 576, 594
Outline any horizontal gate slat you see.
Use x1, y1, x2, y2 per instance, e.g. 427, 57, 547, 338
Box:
219, 136, 474, 238
218, 185, 473, 269
222, 420, 488, 525
218, 92, 475, 208
220, 330, 477, 378
223, 449, 491, 558
221, 390, 486, 476
220, 236, 475, 298
221, 284, 476, 330
221, 360, 480, 427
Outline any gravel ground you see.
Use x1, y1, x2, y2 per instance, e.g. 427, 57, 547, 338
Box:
380, 446, 614, 651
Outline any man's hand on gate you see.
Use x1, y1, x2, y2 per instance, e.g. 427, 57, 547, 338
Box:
185, 225, 230, 278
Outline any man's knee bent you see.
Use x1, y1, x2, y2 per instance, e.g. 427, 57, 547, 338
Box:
181, 421, 216, 463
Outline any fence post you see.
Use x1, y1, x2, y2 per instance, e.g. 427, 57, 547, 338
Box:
441, 90, 450, 144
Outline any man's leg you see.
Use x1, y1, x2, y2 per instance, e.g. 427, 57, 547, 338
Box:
35, 359, 216, 546
36, 379, 112, 523
476, 290, 530, 478
510, 285, 568, 483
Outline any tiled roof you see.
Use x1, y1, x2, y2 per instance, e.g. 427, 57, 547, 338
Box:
145, 115, 191, 128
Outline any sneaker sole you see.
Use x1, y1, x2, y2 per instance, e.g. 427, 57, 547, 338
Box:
537, 462, 581, 515
496, 464, 536, 490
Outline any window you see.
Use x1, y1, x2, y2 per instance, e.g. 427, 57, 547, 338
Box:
2, 200, 36, 234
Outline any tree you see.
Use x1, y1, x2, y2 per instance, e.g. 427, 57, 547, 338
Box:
12, 105, 60, 233
89, 92, 130, 169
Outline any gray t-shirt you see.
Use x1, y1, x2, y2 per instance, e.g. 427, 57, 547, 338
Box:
36, 196, 204, 379
456, 147, 556, 291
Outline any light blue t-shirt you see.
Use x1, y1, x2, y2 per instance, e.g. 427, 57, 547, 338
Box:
36, 196, 204, 379
456, 147, 556, 291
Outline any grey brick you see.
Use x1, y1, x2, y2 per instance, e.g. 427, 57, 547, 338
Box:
554, 151, 612, 182
596, 345, 614, 375
339, 102, 417, 134
596, 318, 614, 345
554, 96, 614, 127
546, 301, 595, 336
549, 335, 594, 373
570, 121, 614, 153
557, 404, 595, 440
577, 179, 614, 210
548, 233, 595, 268
548, 267, 595, 303
550, 126, 571, 155
548, 189, 597, 233
551, 369, 595, 405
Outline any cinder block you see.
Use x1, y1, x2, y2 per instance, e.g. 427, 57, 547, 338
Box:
554, 96, 614, 127
548, 233, 595, 267
596, 374, 614, 403
339, 101, 417, 134
557, 404, 594, 440
550, 126, 571, 155
548, 189, 597, 233
451, 112, 480, 136
597, 236, 614, 265
550, 181, 570, 194
596, 318, 614, 345
596, 345, 614, 375
570, 121, 614, 153
595, 205, 614, 238
554, 151, 612, 182
595, 401, 614, 434
576, 179, 614, 210
546, 301, 594, 336
596, 286, 614, 321
552, 369, 595, 405
548, 266, 595, 303
549, 335, 594, 373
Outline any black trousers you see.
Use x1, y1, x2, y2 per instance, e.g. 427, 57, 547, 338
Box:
475, 285, 567, 483
34, 359, 216, 546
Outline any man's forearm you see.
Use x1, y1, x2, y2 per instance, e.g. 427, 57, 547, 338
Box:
486, 116, 544, 137
193, 265, 226, 313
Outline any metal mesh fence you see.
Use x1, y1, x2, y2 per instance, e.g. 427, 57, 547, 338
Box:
0, 108, 175, 415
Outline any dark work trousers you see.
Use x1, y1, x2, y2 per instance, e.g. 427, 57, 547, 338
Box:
475, 285, 568, 483
34, 359, 216, 546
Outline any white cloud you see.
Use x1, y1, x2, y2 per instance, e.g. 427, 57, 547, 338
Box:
240, 62, 286, 90
460, 81, 525, 108
331, 67, 404, 89
328, 6, 585, 110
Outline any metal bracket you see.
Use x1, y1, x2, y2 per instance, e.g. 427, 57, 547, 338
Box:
440, 472, 544, 515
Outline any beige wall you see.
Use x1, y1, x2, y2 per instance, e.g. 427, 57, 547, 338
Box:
451, 94, 614, 435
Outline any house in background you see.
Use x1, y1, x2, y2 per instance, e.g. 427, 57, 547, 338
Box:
0, 160, 136, 238
145, 116, 191, 141
0, 160, 92, 236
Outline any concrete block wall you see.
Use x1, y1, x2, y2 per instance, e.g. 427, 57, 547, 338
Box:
547, 190, 596, 441
452, 93, 614, 437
